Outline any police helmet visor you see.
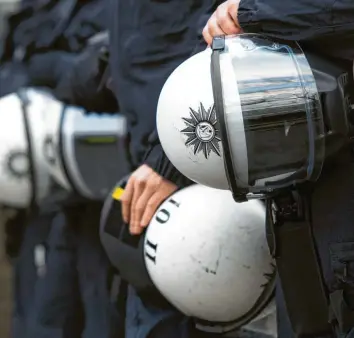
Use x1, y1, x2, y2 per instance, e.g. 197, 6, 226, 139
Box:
211, 34, 325, 197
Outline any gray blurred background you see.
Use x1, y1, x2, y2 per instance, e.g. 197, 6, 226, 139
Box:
0, 2, 20, 336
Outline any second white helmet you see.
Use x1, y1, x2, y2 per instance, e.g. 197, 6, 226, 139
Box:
144, 184, 275, 333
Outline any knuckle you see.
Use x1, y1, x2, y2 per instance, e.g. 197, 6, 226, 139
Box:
134, 177, 146, 187
134, 205, 144, 213
229, 2, 238, 12
120, 195, 129, 204
141, 164, 151, 172
120, 192, 130, 202
148, 178, 162, 190
145, 179, 156, 189
146, 200, 157, 209
215, 9, 223, 20
217, 3, 226, 14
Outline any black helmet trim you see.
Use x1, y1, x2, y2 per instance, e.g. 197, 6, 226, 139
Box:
211, 36, 247, 202
17, 90, 37, 210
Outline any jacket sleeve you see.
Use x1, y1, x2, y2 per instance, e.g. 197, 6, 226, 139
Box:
237, 0, 354, 60
143, 130, 194, 188
53, 31, 118, 113
54, 45, 118, 113
141, 7, 213, 188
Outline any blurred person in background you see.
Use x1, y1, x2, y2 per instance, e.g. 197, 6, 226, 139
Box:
0, 1, 123, 337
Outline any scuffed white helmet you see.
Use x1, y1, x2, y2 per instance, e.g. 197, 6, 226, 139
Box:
144, 184, 275, 333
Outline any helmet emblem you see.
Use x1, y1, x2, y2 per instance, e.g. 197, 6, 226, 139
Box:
181, 103, 221, 159
6, 150, 30, 179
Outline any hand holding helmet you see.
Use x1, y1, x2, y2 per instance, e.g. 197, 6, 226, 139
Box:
202, 0, 242, 45
100, 181, 275, 333
120, 164, 178, 235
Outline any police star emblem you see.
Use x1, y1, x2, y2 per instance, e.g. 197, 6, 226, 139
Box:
181, 103, 221, 159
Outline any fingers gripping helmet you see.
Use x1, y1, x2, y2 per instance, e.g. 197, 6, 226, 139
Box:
157, 34, 325, 200
0, 89, 56, 208
144, 184, 275, 333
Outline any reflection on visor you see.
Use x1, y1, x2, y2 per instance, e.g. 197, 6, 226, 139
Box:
238, 75, 314, 95
222, 36, 324, 190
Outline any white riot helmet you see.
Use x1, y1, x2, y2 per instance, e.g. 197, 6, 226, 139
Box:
0, 89, 56, 208
42, 103, 129, 200
157, 34, 325, 201
144, 184, 275, 333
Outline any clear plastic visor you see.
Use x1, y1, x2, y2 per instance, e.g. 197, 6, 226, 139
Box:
218, 34, 325, 192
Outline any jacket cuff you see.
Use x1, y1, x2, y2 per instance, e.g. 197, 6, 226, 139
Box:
144, 143, 194, 188
238, 0, 261, 32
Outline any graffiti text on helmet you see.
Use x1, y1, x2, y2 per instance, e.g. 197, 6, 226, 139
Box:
145, 198, 180, 265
